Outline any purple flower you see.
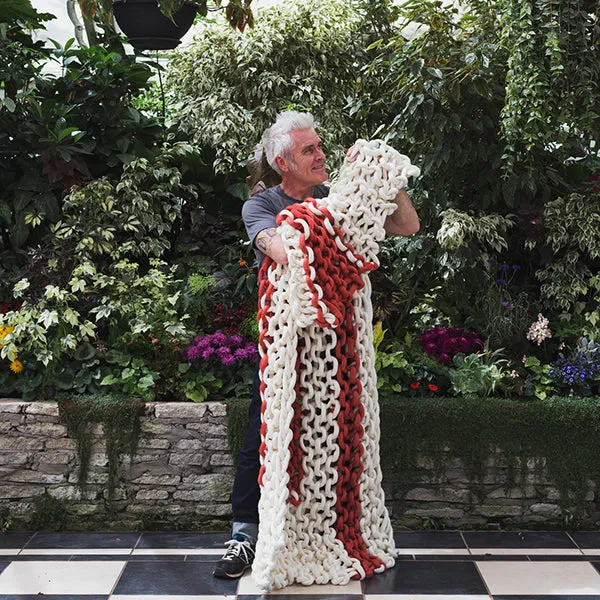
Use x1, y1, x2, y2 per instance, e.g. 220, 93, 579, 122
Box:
500, 264, 510, 271
424, 342, 437, 357
194, 336, 211, 350
186, 346, 202, 361
201, 348, 215, 360
512, 265, 521, 270
496, 279, 505, 285
487, 258, 497, 263
216, 346, 232, 359
437, 353, 452, 365
228, 335, 244, 347
501, 300, 514, 309
210, 332, 227, 346
221, 354, 236, 367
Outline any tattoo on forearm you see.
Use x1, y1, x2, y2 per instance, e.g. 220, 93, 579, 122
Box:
256, 227, 278, 255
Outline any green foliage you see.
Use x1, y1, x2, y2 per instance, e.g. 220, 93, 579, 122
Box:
500, 0, 600, 171
167, 0, 363, 172
51, 144, 198, 262
31, 491, 67, 530
58, 393, 143, 504
523, 356, 554, 400
535, 192, 600, 315
449, 351, 507, 397
228, 395, 600, 514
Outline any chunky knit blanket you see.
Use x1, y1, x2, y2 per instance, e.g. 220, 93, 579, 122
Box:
254, 139, 420, 591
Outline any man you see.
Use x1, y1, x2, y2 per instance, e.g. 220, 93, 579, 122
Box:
213, 111, 419, 580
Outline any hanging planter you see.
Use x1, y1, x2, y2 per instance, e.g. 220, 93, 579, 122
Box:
112, 0, 199, 50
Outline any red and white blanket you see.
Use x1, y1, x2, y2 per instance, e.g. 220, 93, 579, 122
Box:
253, 139, 420, 591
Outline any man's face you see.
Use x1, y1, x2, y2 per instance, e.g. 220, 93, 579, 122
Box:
283, 128, 328, 186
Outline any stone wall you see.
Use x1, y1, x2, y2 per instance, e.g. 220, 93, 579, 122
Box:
0, 399, 234, 530
1, 399, 596, 530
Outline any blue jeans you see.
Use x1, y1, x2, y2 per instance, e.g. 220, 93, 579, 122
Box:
231, 367, 261, 545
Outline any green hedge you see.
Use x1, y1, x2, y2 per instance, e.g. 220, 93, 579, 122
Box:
226, 396, 600, 510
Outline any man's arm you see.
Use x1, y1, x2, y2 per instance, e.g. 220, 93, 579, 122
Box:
255, 227, 288, 264
384, 189, 420, 236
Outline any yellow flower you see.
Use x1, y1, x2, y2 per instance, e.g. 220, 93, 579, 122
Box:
10, 359, 23, 374
0, 326, 13, 339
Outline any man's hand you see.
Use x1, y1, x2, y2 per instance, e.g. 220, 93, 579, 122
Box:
255, 227, 288, 264
384, 189, 420, 237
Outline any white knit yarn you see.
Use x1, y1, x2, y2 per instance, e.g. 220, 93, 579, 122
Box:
254, 139, 420, 591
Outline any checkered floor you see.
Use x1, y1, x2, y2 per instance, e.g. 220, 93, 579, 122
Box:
3, 531, 600, 598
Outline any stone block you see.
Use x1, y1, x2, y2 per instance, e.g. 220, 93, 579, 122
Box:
68, 471, 109, 485
24, 403, 59, 416
0, 485, 45, 499
404, 487, 469, 503
528, 503, 561, 518
89, 453, 108, 467
103, 488, 128, 501
131, 474, 181, 486
0, 452, 30, 466
473, 504, 523, 517
45, 438, 77, 450
405, 507, 464, 519
141, 422, 172, 436
16, 423, 67, 437
6, 470, 65, 484
69, 503, 102, 516
0, 401, 23, 413
136, 489, 169, 501
0, 438, 44, 451
210, 454, 233, 467
185, 423, 228, 437
195, 503, 232, 517
204, 438, 229, 451
174, 440, 205, 451
154, 403, 207, 420
38, 451, 75, 465
138, 439, 171, 450
0, 422, 12, 434
207, 403, 226, 417
170, 452, 210, 467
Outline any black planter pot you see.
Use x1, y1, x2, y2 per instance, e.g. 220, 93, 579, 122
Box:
112, 0, 198, 50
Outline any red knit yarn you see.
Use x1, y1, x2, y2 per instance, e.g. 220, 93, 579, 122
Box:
257, 198, 383, 576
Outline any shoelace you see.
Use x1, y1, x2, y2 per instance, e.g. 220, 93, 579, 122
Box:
223, 539, 255, 562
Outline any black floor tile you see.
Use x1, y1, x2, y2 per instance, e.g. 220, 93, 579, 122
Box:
394, 530, 467, 548
137, 531, 229, 549
3, 554, 74, 561
0, 533, 33, 549
0, 561, 9, 576
112, 560, 238, 595
463, 531, 577, 548
570, 531, 600, 549
363, 560, 487, 594
413, 553, 530, 561
529, 555, 589, 561
25, 531, 139, 549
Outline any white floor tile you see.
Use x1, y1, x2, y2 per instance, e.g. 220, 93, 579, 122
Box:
477, 560, 600, 595
237, 571, 363, 595
582, 549, 600, 555
111, 596, 234, 600
20, 548, 132, 555
0, 560, 125, 594
366, 596, 491, 600
472, 547, 582, 555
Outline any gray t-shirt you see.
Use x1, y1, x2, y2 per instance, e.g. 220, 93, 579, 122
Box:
242, 184, 329, 266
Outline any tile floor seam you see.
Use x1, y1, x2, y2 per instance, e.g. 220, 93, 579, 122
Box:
108, 558, 130, 599
473, 557, 493, 599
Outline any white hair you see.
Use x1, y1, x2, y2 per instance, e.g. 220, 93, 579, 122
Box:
263, 111, 315, 175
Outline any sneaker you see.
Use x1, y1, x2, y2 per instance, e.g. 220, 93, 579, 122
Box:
213, 536, 255, 579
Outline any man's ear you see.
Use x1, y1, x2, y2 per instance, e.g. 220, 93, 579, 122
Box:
274, 155, 289, 173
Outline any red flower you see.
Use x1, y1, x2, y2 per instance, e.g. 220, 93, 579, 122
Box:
410, 382, 420, 389
428, 384, 438, 392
